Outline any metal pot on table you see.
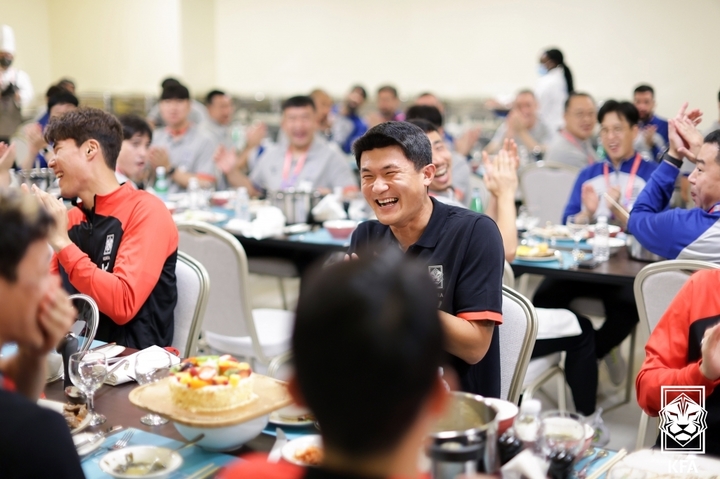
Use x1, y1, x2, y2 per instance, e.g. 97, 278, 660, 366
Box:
15, 168, 56, 192
268, 188, 323, 224
626, 234, 665, 262
427, 392, 499, 478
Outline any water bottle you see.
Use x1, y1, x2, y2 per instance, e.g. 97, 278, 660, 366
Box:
235, 186, 250, 221
513, 399, 541, 451
470, 188, 484, 213
187, 177, 201, 210
154, 166, 169, 200
592, 216, 610, 262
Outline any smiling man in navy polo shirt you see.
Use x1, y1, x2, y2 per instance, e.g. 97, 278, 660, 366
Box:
348, 121, 505, 397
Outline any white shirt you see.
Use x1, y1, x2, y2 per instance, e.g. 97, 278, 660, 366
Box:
0, 67, 33, 109
534, 66, 567, 135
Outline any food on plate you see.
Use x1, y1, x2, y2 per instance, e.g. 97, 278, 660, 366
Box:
516, 243, 552, 258
294, 445, 323, 466
63, 403, 88, 429
530, 225, 571, 239
168, 355, 255, 412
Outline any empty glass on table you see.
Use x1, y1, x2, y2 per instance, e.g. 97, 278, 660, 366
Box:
566, 214, 590, 265
134, 349, 172, 426
68, 351, 108, 426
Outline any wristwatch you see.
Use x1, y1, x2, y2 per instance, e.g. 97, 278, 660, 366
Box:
167, 166, 177, 178
662, 150, 683, 169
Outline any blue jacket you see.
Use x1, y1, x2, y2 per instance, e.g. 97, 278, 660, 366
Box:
628, 161, 720, 262
562, 153, 657, 224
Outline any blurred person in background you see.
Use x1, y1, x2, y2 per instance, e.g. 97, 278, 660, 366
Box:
544, 92, 599, 169
202, 89, 235, 149
20, 92, 78, 169
366, 85, 404, 127
149, 83, 217, 191
116, 114, 152, 189
0, 142, 16, 188
414, 92, 482, 159
331, 85, 368, 154
633, 84, 669, 162
146, 77, 208, 129
310, 88, 334, 138
484, 90, 552, 158
535, 47, 574, 134
0, 25, 33, 144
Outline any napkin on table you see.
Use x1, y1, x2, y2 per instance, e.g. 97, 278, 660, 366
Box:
311, 194, 347, 222
104, 345, 180, 386
225, 206, 286, 240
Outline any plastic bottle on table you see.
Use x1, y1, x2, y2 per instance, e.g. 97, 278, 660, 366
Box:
470, 188, 484, 213
154, 166, 169, 200
513, 398, 542, 451
187, 177, 201, 210
235, 186, 250, 221
592, 216, 610, 262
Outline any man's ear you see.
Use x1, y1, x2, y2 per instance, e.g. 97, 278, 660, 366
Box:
84, 139, 101, 162
288, 374, 307, 407
423, 163, 436, 187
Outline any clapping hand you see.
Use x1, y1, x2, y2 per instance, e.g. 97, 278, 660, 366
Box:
213, 146, 236, 174
0, 142, 15, 172
642, 125, 657, 149
148, 146, 171, 169
22, 184, 72, 253
483, 139, 519, 198
669, 102, 704, 162
24, 123, 46, 152
700, 323, 720, 381
581, 184, 599, 216
245, 122, 267, 149
455, 126, 481, 157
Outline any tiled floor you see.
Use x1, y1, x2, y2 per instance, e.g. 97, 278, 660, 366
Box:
247, 271, 657, 453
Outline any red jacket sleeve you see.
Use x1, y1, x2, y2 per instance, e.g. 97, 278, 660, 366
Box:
217, 454, 304, 479
636, 274, 720, 416
55, 198, 178, 325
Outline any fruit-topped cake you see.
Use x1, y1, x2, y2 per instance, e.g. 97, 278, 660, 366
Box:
168, 355, 255, 412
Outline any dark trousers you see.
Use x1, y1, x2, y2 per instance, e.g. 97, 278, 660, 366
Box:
531, 314, 597, 416
532, 278, 639, 359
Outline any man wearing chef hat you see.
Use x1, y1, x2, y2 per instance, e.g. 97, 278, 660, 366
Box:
0, 25, 34, 143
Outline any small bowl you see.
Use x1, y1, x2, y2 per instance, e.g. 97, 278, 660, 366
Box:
323, 220, 358, 239
210, 191, 234, 207
484, 397, 519, 436
99, 445, 183, 479
173, 414, 269, 452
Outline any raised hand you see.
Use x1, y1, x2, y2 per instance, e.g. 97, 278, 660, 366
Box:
148, 146, 171, 169
34, 276, 76, 355
0, 142, 16, 171
454, 126, 481, 157
245, 122, 267, 149
674, 116, 705, 162
213, 145, 236, 174
581, 183, 599, 216
23, 184, 72, 252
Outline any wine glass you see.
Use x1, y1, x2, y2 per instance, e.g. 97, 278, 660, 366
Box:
566, 214, 590, 265
134, 350, 172, 426
537, 410, 586, 463
68, 351, 107, 426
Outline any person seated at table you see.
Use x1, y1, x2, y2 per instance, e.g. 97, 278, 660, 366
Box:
148, 82, 218, 191
366, 85, 404, 128
348, 121, 504, 397
225, 95, 357, 196
633, 84, 669, 162
414, 92, 482, 159
636, 268, 720, 456
146, 77, 209, 129
20, 91, 79, 170
201, 89, 235, 150
115, 114, 152, 189
405, 108, 471, 207
330, 85, 368, 154
629, 103, 720, 264
310, 88, 334, 138
484, 90, 553, 159
220, 251, 452, 479
544, 92, 599, 169
0, 189, 85, 478
29, 108, 179, 350
534, 100, 657, 387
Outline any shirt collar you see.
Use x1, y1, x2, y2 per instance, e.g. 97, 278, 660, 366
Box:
412, 197, 449, 249
603, 152, 638, 171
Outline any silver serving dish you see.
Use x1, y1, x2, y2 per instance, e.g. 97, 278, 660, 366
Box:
15, 168, 56, 192
268, 188, 323, 224
626, 234, 665, 262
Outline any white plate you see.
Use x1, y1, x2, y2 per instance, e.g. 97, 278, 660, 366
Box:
100, 445, 183, 478
96, 344, 126, 359
516, 249, 558, 262
269, 411, 315, 427
281, 435, 323, 466
530, 225, 572, 239
38, 399, 92, 435
173, 210, 228, 224
73, 431, 105, 456
586, 237, 626, 248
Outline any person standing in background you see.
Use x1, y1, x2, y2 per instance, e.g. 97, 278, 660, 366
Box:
535, 48, 574, 135
0, 25, 33, 144
366, 85, 404, 127
633, 84, 669, 161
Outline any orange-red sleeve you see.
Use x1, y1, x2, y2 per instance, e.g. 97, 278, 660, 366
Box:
458, 311, 503, 324
217, 453, 304, 479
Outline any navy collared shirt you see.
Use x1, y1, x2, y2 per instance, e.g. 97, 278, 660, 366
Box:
349, 197, 505, 397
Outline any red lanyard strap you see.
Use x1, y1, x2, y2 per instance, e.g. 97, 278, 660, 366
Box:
281, 150, 308, 189
561, 130, 596, 165
603, 153, 642, 206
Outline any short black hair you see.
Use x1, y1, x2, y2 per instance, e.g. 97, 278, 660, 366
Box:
293, 250, 444, 457
205, 90, 226, 105
281, 95, 315, 111
378, 85, 398, 98
405, 105, 443, 128
45, 107, 123, 170
406, 118, 438, 134
598, 100, 639, 127
47, 92, 79, 112
160, 77, 180, 89
0, 190, 54, 282
45, 84, 66, 99
351, 85, 367, 99
564, 92, 595, 111
353, 121, 432, 171
118, 114, 152, 142
57, 78, 75, 90
704, 130, 720, 164
160, 84, 190, 101
634, 84, 655, 96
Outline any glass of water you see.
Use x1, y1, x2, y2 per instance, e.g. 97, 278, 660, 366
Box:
134, 350, 172, 426
566, 214, 590, 265
69, 351, 108, 426
538, 410, 586, 461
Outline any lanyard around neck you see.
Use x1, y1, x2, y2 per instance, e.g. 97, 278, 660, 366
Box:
561, 130, 596, 165
603, 153, 642, 206
281, 150, 308, 189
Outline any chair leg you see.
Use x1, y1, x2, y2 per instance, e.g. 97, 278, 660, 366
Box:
557, 372, 567, 411
624, 325, 637, 405
636, 411, 649, 451
277, 277, 288, 310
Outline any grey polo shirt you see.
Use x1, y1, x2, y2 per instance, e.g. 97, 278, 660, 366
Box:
146, 99, 209, 128
451, 152, 472, 207
490, 119, 553, 151
544, 132, 598, 170
249, 136, 357, 193
151, 124, 217, 191
201, 120, 235, 150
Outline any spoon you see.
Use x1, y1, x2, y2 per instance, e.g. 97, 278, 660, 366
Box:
145, 433, 205, 472
577, 449, 609, 478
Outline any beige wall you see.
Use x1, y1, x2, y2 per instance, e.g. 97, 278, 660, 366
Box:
1, 0, 718, 120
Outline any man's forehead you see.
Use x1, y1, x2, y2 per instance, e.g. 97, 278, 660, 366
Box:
601, 112, 629, 127
699, 143, 720, 162
360, 146, 412, 169
283, 106, 313, 116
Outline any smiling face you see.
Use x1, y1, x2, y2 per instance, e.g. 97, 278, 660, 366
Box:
360, 145, 434, 228
599, 111, 638, 163
282, 105, 316, 150
426, 131, 452, 192
49, 138, 91, 198
688, 143, 720, 210
116, 133, 150, 183
159, 98, 191, 129
564, 95, 596, 140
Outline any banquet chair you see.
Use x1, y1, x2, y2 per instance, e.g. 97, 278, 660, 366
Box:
267, 350, 294, 382
633, 259, 720, 450
503, 260, 515, 288
176, 221, 295, 371
68, 294, 99, 353
499, 285, 538, 404
247, 257, 298, 310
171, 251, 210, 358
519, 161, 579, 225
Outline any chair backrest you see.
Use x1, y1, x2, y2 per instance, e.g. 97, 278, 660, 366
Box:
499, 285, 538, 403
68, 294, 99, 352
519, 161, 579, 225
172, 251, 210, 357
176, 221, 263, 358
503, 261, 515, 288
634, 259, 720, 334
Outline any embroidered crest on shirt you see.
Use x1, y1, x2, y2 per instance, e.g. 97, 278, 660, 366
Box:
428, 265, 444, 289
103, 234, 115, 255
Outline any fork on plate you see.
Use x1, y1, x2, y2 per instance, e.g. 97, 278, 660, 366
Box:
82, 429, 134, 462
